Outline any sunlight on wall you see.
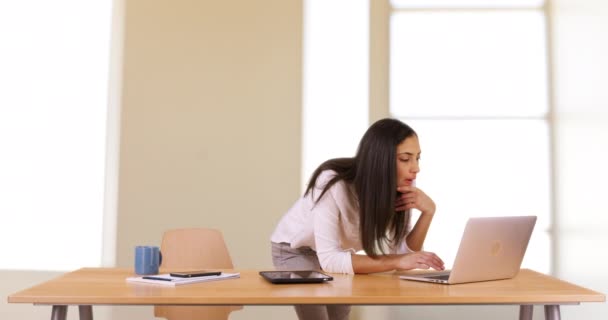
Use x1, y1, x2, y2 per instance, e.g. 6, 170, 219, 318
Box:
302, 0, 369, 189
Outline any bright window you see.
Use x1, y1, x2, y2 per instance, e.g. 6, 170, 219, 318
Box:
392, 0, 544, 8
0, 0, 112, 270
390, 11, 548, 118
389, 1, 551, 273
407, 120, 551, 272
303, 0, 551, 274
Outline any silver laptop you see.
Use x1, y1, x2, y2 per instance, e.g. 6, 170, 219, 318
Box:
400, 216, 536, 284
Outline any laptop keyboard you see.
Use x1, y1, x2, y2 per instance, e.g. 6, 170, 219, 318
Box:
426, 274, 450, 281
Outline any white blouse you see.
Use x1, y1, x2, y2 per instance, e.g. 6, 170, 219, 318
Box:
271, 170, 412, 274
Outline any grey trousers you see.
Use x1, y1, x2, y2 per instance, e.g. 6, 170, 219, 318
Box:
271, 242, 351, 320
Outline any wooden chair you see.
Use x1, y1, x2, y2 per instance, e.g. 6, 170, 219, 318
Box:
154, 228, 242, 320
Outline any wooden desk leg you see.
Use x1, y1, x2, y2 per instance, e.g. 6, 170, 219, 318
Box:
544, 305, 561, 320
51, 305, 67, 320
79, 305, 93, 320
519, 305, 533, 320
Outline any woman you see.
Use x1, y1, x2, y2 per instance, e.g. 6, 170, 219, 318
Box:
270, 118, 444, 320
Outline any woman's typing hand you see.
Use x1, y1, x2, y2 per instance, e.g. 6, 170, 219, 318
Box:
395, 251, 444, 271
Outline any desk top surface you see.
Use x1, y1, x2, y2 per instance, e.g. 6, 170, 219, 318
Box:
7, 268, 605, 305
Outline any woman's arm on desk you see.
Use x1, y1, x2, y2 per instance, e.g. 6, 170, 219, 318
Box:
351, 251, 444, 274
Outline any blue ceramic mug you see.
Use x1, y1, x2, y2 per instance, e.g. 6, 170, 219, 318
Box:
134, 246, 162, 275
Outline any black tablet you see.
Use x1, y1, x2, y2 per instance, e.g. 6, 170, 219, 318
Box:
259, 270, 333, 284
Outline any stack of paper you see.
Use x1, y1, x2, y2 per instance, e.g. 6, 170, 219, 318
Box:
126, 272, 240, 286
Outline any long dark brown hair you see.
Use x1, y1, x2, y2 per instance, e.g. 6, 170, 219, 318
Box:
305, 118, 417, 258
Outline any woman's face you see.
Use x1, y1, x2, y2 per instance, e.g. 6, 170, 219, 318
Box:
396, 135, 421, 187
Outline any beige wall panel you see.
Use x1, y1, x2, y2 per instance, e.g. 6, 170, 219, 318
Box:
115, 1, 302, 318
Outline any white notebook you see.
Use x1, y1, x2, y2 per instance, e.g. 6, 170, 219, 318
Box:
126, 272, 240, 286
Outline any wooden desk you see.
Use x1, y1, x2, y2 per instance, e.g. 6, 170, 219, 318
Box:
7, 268, 604, 320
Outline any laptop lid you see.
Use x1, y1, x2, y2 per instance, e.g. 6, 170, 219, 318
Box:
400, 215, 537, 284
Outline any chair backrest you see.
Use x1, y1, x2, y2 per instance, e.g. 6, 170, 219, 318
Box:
155, 228, 239, 320
159, 228, 233, 270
